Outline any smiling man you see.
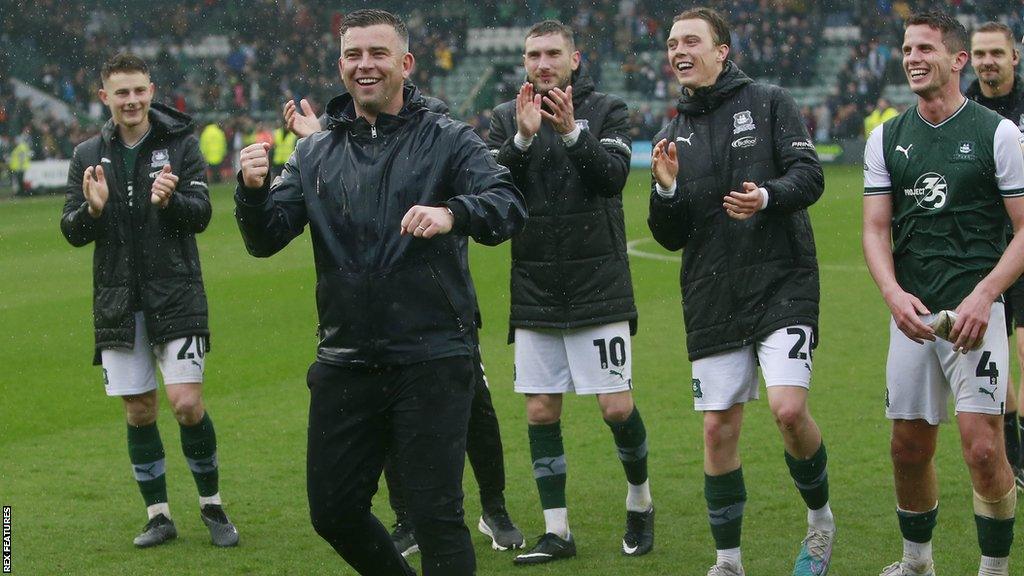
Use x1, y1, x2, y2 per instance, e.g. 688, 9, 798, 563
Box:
60, 53, 238, 549
648, 7, 831, 576
967, 21, 1024, 491
862, 12, 1024, 576
485, 20, 651, 565
235, 9, 525, 576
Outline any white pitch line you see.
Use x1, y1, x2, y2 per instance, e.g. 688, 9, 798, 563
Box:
626, 238, 867, 272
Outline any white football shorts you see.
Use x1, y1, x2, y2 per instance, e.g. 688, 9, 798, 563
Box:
690, 325, 815, 411
885, 303, 1007, 424
100, 312, 207, 396
514, 321, 633, 395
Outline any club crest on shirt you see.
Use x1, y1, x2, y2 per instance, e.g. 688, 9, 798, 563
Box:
151, 149, 170, 167
733, 111, 755, 134
952, 140, 975, 161
574, 119, 590, 132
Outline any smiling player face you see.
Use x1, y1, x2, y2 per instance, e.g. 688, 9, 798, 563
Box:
338, 24, 414, 121
666, 18, 728, 91
902, 24, 965, 98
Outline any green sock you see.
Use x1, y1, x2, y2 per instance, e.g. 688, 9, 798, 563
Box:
127, 422, 167, 507
976, 514, 1014, 558
705, 468, 746, 550
529, 421, 567, 509
606, 407, 648, 486
785, 442, 830, 510
897, 506, 938, 543
180, 412, 219, 498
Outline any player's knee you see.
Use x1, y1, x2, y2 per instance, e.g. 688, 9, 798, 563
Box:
771, 402, 807, 431
123, 394, 158, 426
703, 415, 739, 449
309, 501, 366, 541
170, 395, 204, 426
890, 434, 935, 467
600, 402, 633, 423
963, 437, 1001, 472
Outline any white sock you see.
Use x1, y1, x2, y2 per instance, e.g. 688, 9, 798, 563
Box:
146, 502, 170, 520
716, 547, 741, 568
979, 555, 1009, 576
199, 493, 222, 508
903, 538, 933, 566
543, 508, 569, 539
807, 502, 835, 531
626, 480, 652, 512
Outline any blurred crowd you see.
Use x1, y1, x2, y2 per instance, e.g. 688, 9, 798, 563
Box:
6, 0, 1024, 191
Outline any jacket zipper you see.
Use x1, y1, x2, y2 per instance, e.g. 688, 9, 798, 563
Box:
427, 262, 465, 332
370, 124, 377, 138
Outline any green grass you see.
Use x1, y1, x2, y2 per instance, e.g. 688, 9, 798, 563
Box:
0, 166, 1008, 574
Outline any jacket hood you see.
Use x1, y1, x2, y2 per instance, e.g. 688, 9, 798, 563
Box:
101, 102, 195, 143
323, 83, 428, 130
570, 64, 596, 105
676, 61, 754, 116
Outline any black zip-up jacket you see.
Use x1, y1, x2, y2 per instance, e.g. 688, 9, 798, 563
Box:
60, 103, 212, 363
967, 75, 1024, 241
235, 85, 527, 367
648, 63, 824, 361
487, 67, 637, 337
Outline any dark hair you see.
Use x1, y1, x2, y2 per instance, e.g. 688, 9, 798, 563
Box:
101, 53, 149, 80
673, 7, 731, 49
526, 20, 575, 50
974, 21, 1015, 45
340, 9, 409, 50
907, 11, 968, 54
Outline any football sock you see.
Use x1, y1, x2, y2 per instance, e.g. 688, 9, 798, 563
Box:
529, 421, 568, 534
705, 468, 746, 552
897, 505, 937, 563
1018, 414, 1024, 465
542, 508, 569, 539
974, 487, 1015, 560
605, 407, 651, 512
785, 442, 833, 530
716, 547, 742, 568
146, 502, 171, 520
180, 412, 219, 498
1004, 412, 1020, 467
127, 422, 167, 510
979, 555, 1009, 576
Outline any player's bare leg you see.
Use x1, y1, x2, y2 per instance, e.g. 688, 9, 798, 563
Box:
703, 405, 745, 572
885, 419, 939, 575
957, 413, 1016, 576
767, 386, 834, 575
166, 383, 238, 547
123, 391, 176, 547
597, 390, 653, 556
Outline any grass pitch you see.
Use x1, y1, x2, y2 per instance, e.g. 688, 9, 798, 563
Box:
0, 165, 1008, 574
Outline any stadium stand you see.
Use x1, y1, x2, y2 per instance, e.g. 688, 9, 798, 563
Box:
4, 0, 1024, 193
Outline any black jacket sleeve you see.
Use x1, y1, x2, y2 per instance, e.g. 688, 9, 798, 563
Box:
564, 97, 632, 198
761, 87, 824, 213
161, 135, 212, 234
486, 104, 531, 177
60, 144, 107, 247
647, 126, 690, 251
445, 124, 527, 246
234, 151, 308, 257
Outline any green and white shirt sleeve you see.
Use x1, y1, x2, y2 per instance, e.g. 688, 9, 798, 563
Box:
993, 118, 1024, 197
863, 124, 890, 196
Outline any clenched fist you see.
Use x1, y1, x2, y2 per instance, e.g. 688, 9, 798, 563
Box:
240, 142, 272, 189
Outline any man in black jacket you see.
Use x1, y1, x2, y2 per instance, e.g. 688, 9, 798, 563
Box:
486, 20, 654, 565
236, 10, 526, 576
968, 20, 1024, 490
285, 89, 526, 556
61, 53, 238, 549
648, 8, 832, 576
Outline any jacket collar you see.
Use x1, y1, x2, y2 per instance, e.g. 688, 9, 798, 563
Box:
966, 74, 1024, 110
676, 61, 754, 116
323, 83, 428, 135
101, 102, 194, 146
